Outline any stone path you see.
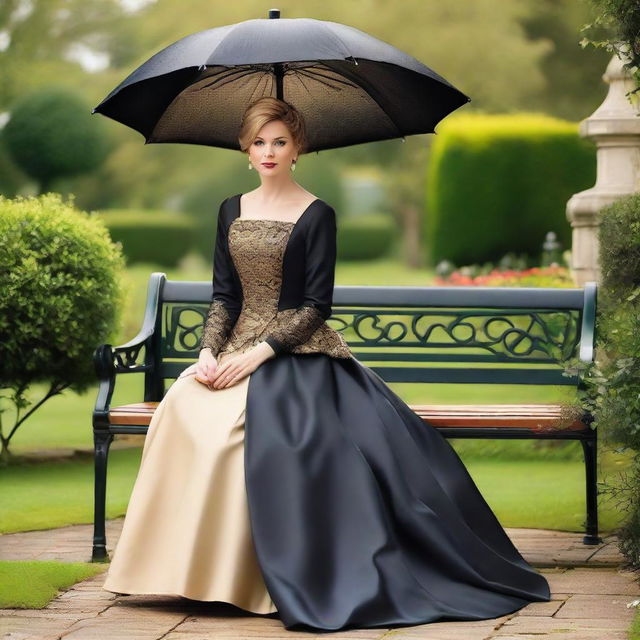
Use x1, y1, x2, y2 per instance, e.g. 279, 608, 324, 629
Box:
1, 519, 638, 639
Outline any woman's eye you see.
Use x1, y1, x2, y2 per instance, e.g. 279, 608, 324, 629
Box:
254, 140, 285, 146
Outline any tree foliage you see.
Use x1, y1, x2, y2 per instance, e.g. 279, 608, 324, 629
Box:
580, 0, 640, 93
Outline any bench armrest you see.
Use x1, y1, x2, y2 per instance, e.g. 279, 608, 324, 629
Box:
93, 272, 165, 428
579, 281, 597, 363
95, 323, 156, 376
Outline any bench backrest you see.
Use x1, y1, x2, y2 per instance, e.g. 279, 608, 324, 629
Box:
139, 273, 596, 398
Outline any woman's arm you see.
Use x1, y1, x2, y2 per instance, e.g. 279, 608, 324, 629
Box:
261, 205, 337, 356
199, 199, 241, 359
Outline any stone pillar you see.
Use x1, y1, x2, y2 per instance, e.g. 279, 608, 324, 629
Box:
566, 52, 640, 285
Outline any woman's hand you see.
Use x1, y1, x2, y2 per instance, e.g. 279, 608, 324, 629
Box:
177, 348, 219, 385
192, 348, 218, 386
209, 342, 275, 389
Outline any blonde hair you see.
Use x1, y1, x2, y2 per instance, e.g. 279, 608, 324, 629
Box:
238, 97, 308, 156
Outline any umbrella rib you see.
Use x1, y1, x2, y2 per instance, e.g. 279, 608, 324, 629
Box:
316, 20, 356, 63
320, 59, 404, 138
291, 61, 354, 79
291, 70, 317, 98
193, 63, 361, 101
194, 67, 263, 92
255, 72, 274, 102
294, 67, 361, 91
193, 63, 401, 137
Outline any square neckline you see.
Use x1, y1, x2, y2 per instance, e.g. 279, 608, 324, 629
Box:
232, 193, 321, 227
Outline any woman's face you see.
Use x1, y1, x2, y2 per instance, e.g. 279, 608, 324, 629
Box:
248, 120, 299, 176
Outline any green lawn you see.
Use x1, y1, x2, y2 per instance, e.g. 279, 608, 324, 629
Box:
631, 608, 640, 640
0, 561, 106, 608
0, 444, 626, 535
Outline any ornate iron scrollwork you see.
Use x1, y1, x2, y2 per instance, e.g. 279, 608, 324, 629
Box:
341, 307, 579, 362
161, 303, 580, 364
113, 343, 146, 370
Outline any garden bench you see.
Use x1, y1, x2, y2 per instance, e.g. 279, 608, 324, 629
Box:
92, 273, 599, 561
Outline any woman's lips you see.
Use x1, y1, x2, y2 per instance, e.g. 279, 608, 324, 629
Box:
262, 163, 277, 167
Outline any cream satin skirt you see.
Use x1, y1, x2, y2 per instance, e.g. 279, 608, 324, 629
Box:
102, 351, 278, 615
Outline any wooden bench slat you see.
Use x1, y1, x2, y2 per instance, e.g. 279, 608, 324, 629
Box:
108, 402, 587, 432
109, 402, 159, 425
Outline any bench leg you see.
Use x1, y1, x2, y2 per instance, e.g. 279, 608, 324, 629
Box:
581, 434, 602, 545
92, 429, 114, 562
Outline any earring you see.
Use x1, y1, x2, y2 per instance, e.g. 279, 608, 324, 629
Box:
248, 162, 252, 170
291, 159, 297, 172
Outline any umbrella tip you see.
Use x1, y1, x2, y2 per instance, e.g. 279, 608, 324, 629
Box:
268, 8, 280, 19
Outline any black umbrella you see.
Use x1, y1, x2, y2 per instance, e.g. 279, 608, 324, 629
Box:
92, 9, 470, 152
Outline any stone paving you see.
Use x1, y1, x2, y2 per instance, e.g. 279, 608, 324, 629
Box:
1, 519, 638, 639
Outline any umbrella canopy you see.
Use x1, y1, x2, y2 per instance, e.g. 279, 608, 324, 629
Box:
92, 9, 471, 152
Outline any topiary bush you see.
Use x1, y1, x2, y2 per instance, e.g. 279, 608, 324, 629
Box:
337, 214, 396, 261
94, 209, 197, 267
3, 87, 113, 194
0, 193, 126, 464
426, 112, 596, 266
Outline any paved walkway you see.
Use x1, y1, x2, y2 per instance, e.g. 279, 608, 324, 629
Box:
1, 519, 638, 639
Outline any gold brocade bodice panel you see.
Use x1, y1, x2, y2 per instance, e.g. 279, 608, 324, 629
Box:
216, 219, 352, 360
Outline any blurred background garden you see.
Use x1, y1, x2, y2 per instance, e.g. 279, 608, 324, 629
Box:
2, 0, 639, 604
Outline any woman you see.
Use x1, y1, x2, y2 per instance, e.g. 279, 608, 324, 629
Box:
102, 97, 551, 632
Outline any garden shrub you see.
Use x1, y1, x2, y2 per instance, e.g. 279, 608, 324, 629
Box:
592, 193, 640, 449
94, 209, 197, 267
569, 193, 640, 568
2, 86, 112, 194
337, 214, 396, 261
0, 193, 126, 463
426, 112, 596, 266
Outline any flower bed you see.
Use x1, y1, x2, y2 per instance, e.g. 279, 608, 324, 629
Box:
434, 265, 576, 288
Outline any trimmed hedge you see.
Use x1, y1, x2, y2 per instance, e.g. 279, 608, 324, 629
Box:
93, 209, 197, 267
426, 112, 596, 266
337, 214, 396, 261
95, 207, 395, 265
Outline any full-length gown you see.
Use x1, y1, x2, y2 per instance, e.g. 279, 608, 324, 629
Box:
102, 202, 551, 632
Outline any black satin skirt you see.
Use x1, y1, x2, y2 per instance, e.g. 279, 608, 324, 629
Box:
244, 353, 551, 632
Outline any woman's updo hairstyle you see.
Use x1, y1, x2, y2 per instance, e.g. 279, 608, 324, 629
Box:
238, 97, 308, 156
